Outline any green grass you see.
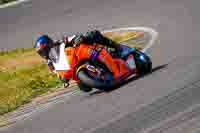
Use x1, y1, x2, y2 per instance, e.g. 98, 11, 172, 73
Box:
0, 48, 62, 115
0, 0, 16, 4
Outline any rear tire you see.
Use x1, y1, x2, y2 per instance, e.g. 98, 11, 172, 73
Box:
133, 49, 152, 75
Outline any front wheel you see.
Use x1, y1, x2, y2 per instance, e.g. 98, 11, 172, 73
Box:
78, 82, 93, 92
76, 61, 116, 90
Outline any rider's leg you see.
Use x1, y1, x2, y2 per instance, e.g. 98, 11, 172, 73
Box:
85, 30, 122, 56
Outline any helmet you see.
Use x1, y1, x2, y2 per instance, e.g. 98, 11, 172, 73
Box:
34, 35, 54, 59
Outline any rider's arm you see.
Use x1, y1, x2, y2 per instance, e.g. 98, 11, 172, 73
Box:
47, 59, 70, 84
47, 59, 56, 73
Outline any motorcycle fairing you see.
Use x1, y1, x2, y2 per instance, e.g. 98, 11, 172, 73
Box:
56, 43, 136, 81
52, 43, 71, 71
119, 44, 135, 58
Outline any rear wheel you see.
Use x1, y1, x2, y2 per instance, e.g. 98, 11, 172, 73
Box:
133, 49, 152, 75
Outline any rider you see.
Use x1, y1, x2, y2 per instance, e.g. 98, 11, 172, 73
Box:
34, 30, 121, 84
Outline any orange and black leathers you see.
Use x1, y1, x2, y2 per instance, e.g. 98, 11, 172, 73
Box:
69, 30, 121, 57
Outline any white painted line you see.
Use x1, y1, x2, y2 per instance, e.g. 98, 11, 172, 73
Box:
0, 0, 30, 9
102, 27, 159, 53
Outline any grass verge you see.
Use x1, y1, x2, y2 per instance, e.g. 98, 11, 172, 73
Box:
0, 48, 62, 115
0, 31, 145, 116
0, 0, 16, 5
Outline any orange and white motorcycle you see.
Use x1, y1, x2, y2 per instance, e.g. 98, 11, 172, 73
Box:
53, 42, 152, 92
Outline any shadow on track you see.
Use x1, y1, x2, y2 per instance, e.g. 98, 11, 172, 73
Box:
89, 64, 168, 96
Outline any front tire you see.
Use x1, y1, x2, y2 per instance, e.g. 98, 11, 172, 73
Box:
76, 61, 116, 90
78, 82, 93, 92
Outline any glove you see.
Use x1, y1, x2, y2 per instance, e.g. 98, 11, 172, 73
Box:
47, 60, 55, 72
73, 35, 85, 47
58, 74, 70, 83
57, 74, 70, 88
62, 35, 75, 47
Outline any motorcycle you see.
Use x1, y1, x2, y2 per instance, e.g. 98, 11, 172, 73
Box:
54, 42, 152, 92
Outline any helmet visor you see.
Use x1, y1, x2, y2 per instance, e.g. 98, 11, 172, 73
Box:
37, 48, 49, 59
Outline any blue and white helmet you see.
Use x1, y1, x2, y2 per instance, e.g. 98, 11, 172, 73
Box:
35, 35, 53, 59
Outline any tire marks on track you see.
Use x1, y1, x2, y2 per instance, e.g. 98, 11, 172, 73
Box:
91, 80, 200, 133
145, 104, 200, 133
0, 88, 80, 129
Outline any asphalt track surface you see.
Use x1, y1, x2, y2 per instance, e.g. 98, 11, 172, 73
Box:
1, 0, 200, 133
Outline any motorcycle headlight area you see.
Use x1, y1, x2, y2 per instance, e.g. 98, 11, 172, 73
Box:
139, 55, 146, 62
